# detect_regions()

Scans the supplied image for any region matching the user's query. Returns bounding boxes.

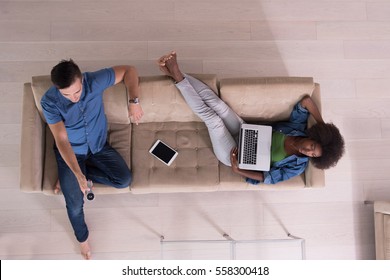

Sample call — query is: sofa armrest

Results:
[305,84,325,187]
[304,161,325,188]
[374,201,390,215]
[20,83,45,192]
[373,201,390,259]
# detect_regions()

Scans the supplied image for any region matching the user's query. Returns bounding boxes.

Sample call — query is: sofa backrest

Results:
[30,75,130,125]
[138,74,218,123]
[219,77,315,122]
[30,73,219,125]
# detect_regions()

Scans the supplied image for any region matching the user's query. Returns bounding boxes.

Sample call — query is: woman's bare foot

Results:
[157,51,184,83]
[157,52,173,66]
[157,52,175,77]
[80,239,91,260]
[54,179,61,194]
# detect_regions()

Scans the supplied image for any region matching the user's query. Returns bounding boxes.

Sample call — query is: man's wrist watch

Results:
[129,97,139,104]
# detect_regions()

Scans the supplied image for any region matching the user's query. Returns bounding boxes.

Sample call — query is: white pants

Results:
[175,74,244,166]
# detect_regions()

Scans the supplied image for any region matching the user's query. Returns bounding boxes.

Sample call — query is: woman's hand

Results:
[229,147,265,182]
[300,95,324,124]
[230,147,239,172]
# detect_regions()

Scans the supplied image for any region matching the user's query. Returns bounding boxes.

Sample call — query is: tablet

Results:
[149,140,178,166]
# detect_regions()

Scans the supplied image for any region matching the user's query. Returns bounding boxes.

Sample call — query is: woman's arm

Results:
[230,147,308,184]
[300,95,324,124]
[230,148,264,182]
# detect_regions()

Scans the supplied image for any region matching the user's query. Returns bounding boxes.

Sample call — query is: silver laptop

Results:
[238,124,272,171]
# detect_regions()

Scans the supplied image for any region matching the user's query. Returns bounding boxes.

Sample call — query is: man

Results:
[41,60,144,259]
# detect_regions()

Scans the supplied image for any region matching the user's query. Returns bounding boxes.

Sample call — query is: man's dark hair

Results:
[307,122,345,169]
[51,59,82,89]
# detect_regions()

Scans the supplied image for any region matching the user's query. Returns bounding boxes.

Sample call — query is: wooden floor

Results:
[1,0,390,260]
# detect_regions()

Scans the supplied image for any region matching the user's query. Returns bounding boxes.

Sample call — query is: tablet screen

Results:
[150,141,177,165]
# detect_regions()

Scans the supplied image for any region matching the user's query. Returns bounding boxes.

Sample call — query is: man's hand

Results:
[112,65,143,124]
[129,103,144,125]
[48,121,92,196]
[75,173,89,195]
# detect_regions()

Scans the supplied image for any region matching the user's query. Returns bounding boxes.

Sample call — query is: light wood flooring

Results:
[1,0,390,260]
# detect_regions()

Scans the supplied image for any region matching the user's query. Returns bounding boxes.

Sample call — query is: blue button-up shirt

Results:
[246,102,310,185]
[41,68,115,155]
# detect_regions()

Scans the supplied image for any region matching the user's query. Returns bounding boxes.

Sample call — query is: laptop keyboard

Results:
[243,129,258,164]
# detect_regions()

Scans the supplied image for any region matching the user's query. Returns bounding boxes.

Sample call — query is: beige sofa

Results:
[20,74,324,195]
[372,201,390,259]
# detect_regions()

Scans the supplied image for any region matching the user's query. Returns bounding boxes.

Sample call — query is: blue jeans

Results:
[176,74,244,166]
[54,143,131,242]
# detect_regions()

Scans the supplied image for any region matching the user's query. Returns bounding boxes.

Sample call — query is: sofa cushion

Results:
[42,127,57,195]
[101,83,130,125]
[219,77,314,122]
[138,74,218,124]
[217,165,305,191]
[130,122,219,193]
[31,75,130,125]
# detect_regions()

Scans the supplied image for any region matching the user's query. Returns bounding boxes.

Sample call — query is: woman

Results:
[157,52,345,184]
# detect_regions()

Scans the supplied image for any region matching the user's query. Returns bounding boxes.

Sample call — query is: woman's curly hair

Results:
[307,122,345,169]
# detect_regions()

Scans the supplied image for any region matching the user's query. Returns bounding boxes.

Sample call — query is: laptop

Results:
[238,124,272,171]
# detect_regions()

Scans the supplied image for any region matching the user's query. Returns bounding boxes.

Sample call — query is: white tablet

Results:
[149,140,178,166]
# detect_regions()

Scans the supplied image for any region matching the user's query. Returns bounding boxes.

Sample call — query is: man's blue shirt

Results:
[246,102,310,185]
[41,68,115,155]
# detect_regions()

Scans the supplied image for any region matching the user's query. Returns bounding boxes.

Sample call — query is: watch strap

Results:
[129,97,139,104]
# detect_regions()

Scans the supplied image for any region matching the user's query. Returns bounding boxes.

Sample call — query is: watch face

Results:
[130,98,139,104]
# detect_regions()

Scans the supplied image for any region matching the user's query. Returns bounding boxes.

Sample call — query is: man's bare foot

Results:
[157,51,184,83]
[80,239,91,260]
[54,179,61,194]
